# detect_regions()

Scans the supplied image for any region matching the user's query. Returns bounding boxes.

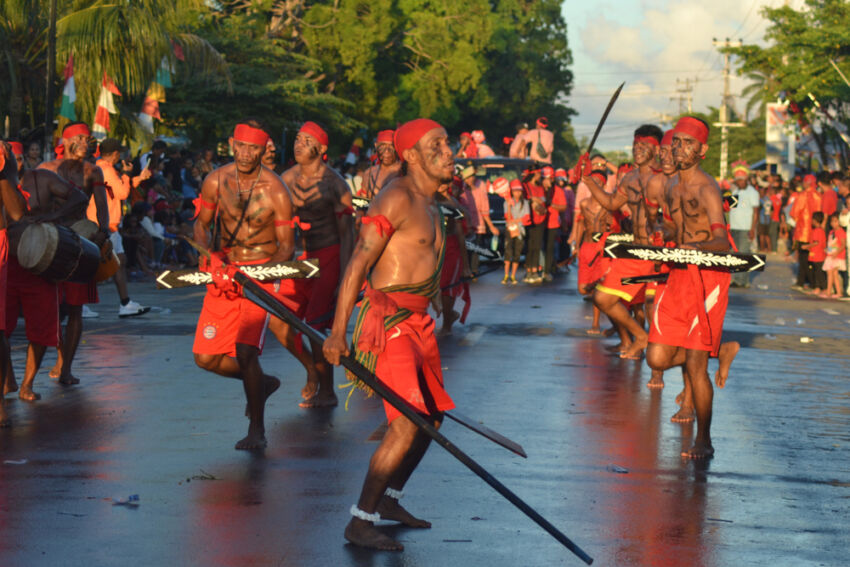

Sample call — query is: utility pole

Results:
[669,78,696,115]
[712,38,744,179]
[44,0,58,161]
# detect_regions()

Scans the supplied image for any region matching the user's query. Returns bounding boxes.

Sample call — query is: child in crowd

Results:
[804,212,827,294]
[503,179,531,285]
[823,213,846,298]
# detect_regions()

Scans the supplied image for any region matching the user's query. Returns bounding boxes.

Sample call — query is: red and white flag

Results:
[92,73,122,140]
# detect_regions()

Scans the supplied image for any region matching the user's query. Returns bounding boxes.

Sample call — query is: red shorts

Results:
[578,241,608,287]
[60,280,99,306]
[0,229,7,332]
[193,261,281,357]
[6,255,60,347]
[279,243,341,331]
[375,312,455,423]
[649,266,730,355]
[440,235,463,298]
[596,258,653,304]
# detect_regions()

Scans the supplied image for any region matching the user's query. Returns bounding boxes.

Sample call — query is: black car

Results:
[454,157,538,232]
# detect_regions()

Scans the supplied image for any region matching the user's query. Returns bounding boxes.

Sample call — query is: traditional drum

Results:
[16,223,100,283]
[71,219,119,281]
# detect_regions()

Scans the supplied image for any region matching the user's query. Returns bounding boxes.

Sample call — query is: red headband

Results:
[299,121,328,147]
[376,130,394,144]
[9,142,24,156]
[590,172,607,186]
[661,130,674,147]
[233,124,269,147]
[63,123,90,139]
[673,117,709,144]
[394,118,443,162]
[634,135,660,147]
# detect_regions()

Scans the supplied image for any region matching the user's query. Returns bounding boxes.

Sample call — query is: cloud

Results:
[565,0,783,151]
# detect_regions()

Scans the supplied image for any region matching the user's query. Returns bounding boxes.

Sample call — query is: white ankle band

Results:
[384,488,404,500]
[350,505,381,523]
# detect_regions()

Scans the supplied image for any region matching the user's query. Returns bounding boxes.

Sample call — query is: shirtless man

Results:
[323,118,455,551]
[5,169,89,402]
[0,142,27,427]
[575,170,615,334]
[270,121,354,408]
[582,125,663,360]
[38,122,110,385]
[645,116,734,460]
[361,130,401,198]
[192,120,295,450]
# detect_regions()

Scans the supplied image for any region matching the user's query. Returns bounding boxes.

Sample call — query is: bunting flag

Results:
[92,73,122,140]
[138,57,173,133]
[59,56,76,121]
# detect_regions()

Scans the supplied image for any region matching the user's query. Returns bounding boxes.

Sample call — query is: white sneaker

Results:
[118,300,151,318]
[81,305,99,318]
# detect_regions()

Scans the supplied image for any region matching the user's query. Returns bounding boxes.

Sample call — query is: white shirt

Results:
[728,184,760,231]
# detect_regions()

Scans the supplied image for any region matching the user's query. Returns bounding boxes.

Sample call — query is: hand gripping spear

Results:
[184,237,593,564]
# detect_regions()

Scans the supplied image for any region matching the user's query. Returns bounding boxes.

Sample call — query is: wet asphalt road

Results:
[1,256,848,566]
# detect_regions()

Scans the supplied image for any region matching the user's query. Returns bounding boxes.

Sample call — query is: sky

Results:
[560,0,804,153]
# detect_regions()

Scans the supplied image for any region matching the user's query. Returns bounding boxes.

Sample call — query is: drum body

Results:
[71,219,119,282]
[17,223,100,283]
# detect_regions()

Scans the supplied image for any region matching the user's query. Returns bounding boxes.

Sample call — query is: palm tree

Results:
[1,0,229,138]
[740,70,770,122]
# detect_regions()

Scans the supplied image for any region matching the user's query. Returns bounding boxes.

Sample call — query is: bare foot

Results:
[245,376,281,417]
[234,429,267,450]
[299,390,338,409]
[438,310,460,336]
[603,327,617,337]
[300,378,319,400]
[4,377,18,395]
[682,440,714,460]
[714,341,740,388]
[49,364,61,379]
[620,336,647,360]
[376,495,431,528]
[586,327,602,336]
[58,374,80,386]
[605,341,630,354]
[18,388,41,401]
[646,370,664,389]
[675,389,685,406]
[670,406,695,423]
[344,518,403,551]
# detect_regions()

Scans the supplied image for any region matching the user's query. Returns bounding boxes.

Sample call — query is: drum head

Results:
[17,223,59,273]
[71,219,98,240]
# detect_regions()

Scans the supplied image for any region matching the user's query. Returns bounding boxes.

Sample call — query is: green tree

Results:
[728,0,850,167]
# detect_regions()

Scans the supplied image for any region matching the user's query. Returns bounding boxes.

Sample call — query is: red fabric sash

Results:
[356,287,430,355]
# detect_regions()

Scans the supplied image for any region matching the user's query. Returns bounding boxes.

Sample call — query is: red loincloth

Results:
[356,287,454,423]
[439,234,470,323]
[60,280,99,306]
[578,240,609,287]
[6,255,60,346]
[193,259,280,357]
[595,257,653,304]
[648,266,730,356]
[279,243,341,331]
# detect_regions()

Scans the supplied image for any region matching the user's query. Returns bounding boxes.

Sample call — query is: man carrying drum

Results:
[38,122,111,386]
[0,142,27,427]
[5,170,89,402]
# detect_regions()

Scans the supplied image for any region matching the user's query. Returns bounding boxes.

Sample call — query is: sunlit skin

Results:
[575,192,615,335]
[644,129,735,460]
[362,142,402,198]
[583,135,659,360]
[38,128,109,387]
[193,129,295,450]
[323,127,453,551]
[270,130,353,407]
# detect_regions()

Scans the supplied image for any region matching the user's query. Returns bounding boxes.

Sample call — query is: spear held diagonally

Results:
[181,236,592,564]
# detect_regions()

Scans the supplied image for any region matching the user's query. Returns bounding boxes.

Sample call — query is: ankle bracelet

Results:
[350,505,381,523]
[384,488,404,500]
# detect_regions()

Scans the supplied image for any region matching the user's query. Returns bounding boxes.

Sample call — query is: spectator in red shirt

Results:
[541,166,567,281]
[819,172,838,218]
[523,169,547,283]
[803,211,827,293]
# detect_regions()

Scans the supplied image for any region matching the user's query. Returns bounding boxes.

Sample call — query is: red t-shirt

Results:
[547,186,567,229]
[524,183,547,225]
[769,193,783,222]
[821,189,838,218]
[809,227,827,262]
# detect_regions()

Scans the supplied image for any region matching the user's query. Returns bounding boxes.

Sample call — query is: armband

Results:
[275,216,311,230]
[710,222,726,232]
[191,197,217,220]
[645,197,660,209]
[336,206,355,218]
[361,215,395,238]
